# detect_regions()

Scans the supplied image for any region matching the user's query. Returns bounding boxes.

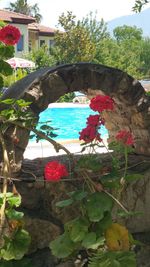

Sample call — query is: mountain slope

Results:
[107,8,150,37]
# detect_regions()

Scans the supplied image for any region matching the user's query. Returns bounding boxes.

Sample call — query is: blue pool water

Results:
[31,107,108,141]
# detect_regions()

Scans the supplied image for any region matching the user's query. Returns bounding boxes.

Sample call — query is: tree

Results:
[7,0,42,23]
[112,25,143,78]
[53,11,96,64]
[139,37,150,76]
[133,0,149,12]
[79,11,109,43]
[113,25,142,42]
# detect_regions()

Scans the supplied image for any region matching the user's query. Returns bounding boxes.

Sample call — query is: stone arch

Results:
[0,62,150,171]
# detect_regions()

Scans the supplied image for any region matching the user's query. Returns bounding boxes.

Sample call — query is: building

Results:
[28,23,55,52]
[0,9,56,57]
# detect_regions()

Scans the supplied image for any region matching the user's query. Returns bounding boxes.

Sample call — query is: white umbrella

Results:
[6,57,35,69]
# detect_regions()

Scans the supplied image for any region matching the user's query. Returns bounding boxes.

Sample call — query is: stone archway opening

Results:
[0,62,150,172]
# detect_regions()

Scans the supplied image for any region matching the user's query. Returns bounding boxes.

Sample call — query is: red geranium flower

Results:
[86,114,100,126]
[44,161,68,182]
[116,130,134,146]
[90,95,114,113]
[79,125,102,143]
[0,25,21,45]
[86,114,105,127]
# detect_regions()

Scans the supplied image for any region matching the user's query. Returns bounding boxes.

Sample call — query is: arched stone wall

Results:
[0,63,150,171]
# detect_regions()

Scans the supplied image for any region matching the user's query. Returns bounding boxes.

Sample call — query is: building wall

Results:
[38,35,55,49]
[29,31,39,51]
[10,23,29,57]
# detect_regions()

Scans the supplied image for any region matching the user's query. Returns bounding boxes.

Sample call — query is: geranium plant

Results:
[0,19,142,267]
[0,22,31,262]
[48,94,138,266]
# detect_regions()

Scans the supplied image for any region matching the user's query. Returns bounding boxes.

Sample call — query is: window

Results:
[49,39,55,48]
[40,40,45,47]
[29,40,32,52]
[17,35,24,52]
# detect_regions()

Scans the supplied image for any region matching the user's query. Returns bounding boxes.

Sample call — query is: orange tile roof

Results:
[0,9,35,24]
[28,22,56,36]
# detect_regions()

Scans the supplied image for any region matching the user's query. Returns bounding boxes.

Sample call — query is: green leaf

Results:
[67,218,89,242]
[56,198,73,208]
[86,192,113,222]
[16,99,32,107]
[67,190,88,201]
[0,21,6,27]
[1,99,15,105]
[0,192,13,198]
[0,45,14,59]
[89,237,105,250]
[95,212,112,236]
[50,232,75,258]
[89,251,136,267]
[6,209,24,220]
[40,125,53,130]
[0,229,31,260]
[0,75,4,89]
[125,174,144,182]
[82,232,96,248]
[0,60,13,76]
[7,195,21,208]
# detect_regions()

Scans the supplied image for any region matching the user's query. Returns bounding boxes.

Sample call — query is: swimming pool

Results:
[31,106,108,141]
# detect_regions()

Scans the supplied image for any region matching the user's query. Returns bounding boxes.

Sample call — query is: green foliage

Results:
[85,192,113,222]
[0,61,13,77]
[89,251,136,267]
[133,0,149,12]
[0,45,14,59]
[7,0,42,22]
[30,121,57,142]
[0,193,31,261]
[76,155,102,172]
[66,217,89,242]
[54,11,96,64]
[27,45,56,69]
[51,192,113,258]
[56,190,88,208]
[139,37,150,76]
[57,92,75,103]
[3,69,27,87]
[0,229,31,260]
[125,173,144,182]
[50,232,76,258]
[80,11,110,43]
[113,25,142,42]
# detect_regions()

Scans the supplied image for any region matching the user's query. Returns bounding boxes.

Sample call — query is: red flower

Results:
[87,114,100,126]
[116,130,134,146]
[0,25,21,45]
[90,95,114,113]
[87,114,105,127]
[44,161,68,182]
[79,125,102,143]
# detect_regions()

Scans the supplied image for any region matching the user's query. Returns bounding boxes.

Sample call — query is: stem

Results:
[0,131,11,233]
[123,146,128,178]
[8,120,73,159]
[103,189,129,214]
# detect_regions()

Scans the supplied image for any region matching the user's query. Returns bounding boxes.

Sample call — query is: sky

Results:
[1,0,150,28]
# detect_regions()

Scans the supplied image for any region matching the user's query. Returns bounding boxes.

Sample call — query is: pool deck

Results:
[24,139,109,159]
[48,103,89,108]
